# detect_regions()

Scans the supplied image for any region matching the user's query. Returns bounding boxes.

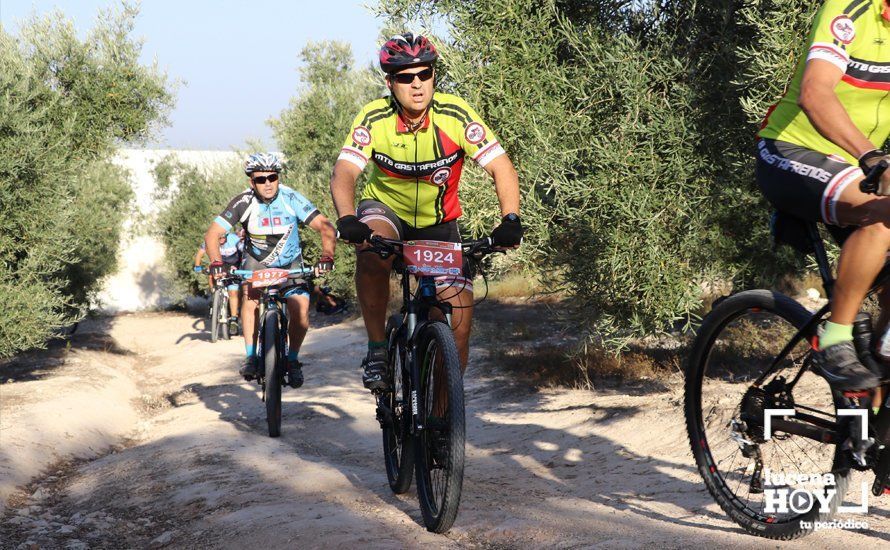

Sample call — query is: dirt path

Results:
[2,311,889,548]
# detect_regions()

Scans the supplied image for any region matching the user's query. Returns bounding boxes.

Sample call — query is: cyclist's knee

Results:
[356,250,392,276]
[363,217,399,239]
[837,183,890,226]
[854,220,890,244]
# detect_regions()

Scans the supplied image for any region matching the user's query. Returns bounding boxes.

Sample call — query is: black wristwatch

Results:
[504,213,520,223]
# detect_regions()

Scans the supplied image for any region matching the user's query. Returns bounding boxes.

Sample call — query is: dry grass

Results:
[479,272,559,301]
[575,345,684,388]
[474,292,685,390]
[487,341,684,390]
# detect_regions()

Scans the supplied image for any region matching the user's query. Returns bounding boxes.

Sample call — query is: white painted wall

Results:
[94,149,240,313]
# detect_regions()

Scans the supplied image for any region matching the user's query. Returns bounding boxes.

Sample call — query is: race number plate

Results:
[249,268,290,288]
[402,240,463,276]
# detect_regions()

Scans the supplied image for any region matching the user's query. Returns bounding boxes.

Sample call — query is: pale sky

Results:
[0,1,385,150]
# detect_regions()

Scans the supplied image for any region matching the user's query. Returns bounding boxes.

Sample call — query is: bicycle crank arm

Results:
[872,449,890,496]
[375,399,395,427]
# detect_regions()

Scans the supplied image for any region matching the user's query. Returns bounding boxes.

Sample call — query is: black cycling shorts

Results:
[756,138,862,226]
[356,199,474,293]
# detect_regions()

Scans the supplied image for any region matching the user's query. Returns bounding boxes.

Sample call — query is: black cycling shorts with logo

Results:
[356,199,475,292]
[756,138,862,227]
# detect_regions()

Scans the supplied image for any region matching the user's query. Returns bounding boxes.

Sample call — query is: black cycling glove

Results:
[859,149,889,172]
[859,149,890,196]
[315,255,335,274]
[336,215,373,244]
[209,261,226,278]
[491,214,524,248]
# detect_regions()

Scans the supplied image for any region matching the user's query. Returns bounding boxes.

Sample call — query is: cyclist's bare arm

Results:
[329,159,363,218]
[307,214,337,258]
[483,154,520,217]
[799,59,876,158]
[204,222,228,264]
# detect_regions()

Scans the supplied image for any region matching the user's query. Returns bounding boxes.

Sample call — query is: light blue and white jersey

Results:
[215,185,319,267]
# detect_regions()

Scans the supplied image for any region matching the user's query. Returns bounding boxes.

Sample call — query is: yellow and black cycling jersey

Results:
[759,0,890,163]
[338,92,505,228]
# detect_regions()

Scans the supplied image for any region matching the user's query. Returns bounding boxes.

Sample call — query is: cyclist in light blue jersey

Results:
[205,153,337,387]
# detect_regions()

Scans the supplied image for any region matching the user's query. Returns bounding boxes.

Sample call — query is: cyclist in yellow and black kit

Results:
[757,0,890,390]
[330,33,522,390]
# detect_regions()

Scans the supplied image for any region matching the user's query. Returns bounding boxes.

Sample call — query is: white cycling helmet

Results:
[244,152,283,175]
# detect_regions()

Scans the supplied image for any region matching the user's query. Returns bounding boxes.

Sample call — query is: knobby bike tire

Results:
[221,293,230,340]
[382,314,414,494]
[684,289,850,540]
[415,321,465,533]
[210,289,222,343]
[263,309,283,438]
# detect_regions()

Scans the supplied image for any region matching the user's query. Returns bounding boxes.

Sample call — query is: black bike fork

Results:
[407,281,428,435]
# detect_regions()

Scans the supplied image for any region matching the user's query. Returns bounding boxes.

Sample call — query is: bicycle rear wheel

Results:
[415,321,465,533]
[262,309,283,438]
[210,289,222,343]
[382,314,414,493]
[685,290,851,540]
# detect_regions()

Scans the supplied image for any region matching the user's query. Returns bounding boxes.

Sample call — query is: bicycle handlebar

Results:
[365,235,499,259]
[859,160,888,194]
[232,267,315,280]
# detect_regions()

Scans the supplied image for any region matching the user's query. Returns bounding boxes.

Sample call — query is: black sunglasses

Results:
[391,67,434,85]
[251,173,279,184]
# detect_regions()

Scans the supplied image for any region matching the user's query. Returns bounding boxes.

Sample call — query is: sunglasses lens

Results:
[394,68,433,84]
[252,173,278,184]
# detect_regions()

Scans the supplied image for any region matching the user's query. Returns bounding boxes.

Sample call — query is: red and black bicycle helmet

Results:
[379,32,438,74]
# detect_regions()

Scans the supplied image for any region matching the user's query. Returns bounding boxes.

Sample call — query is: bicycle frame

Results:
[371,236,491,437]
[747,215,890,493]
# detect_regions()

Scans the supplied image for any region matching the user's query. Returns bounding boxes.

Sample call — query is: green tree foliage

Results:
[0,4,172,357]
[63,161,135,309]
[153,157,245,302]
[373,0,826,346]
[270,41,383,296]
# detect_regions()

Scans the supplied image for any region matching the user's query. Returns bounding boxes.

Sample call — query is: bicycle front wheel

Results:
[221,293,230,340]
[210,289,222,343]
[685,289,850,540]
[414,321,465,533]
[382,314,414,494]
[263,309,283,438]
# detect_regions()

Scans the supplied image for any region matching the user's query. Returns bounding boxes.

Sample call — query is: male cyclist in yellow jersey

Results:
[757,0,890,390]
[330,33,522,390]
